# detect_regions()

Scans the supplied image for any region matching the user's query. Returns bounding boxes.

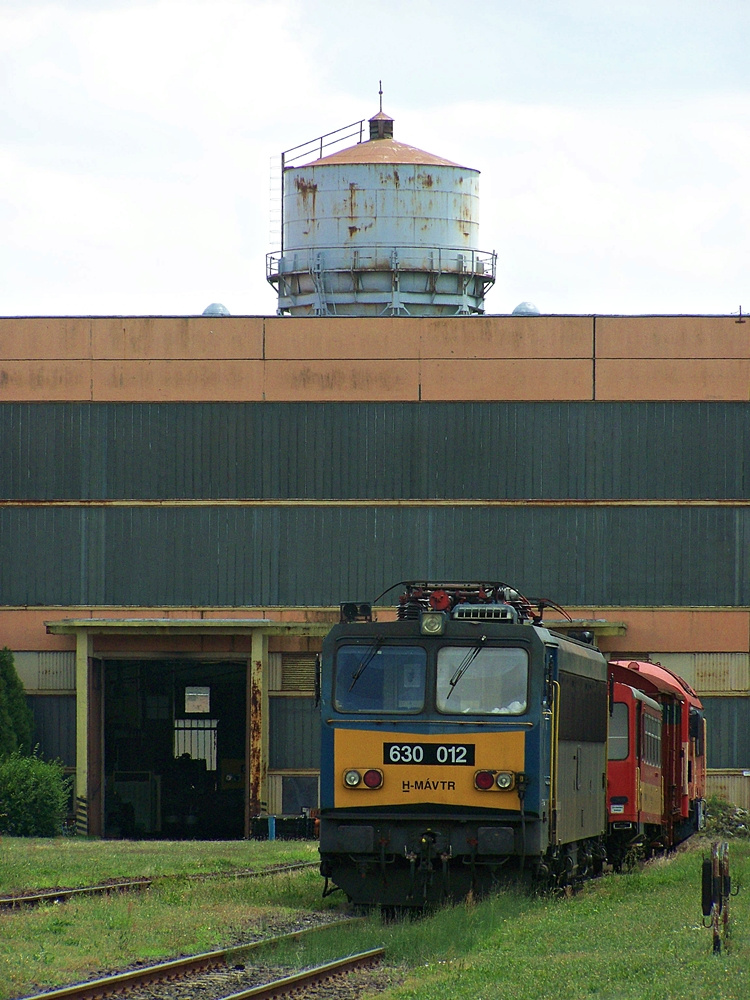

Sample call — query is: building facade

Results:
[1,312,748,835]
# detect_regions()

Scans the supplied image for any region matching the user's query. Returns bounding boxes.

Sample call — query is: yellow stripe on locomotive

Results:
[333,728,526,808]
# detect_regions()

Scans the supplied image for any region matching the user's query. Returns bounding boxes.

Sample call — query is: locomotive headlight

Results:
[344,769,362,787]
[420,612,446,635]
[475,770,516,791]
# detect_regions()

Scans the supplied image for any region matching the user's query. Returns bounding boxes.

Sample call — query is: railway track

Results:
[18,921,384,1000]
[0,860,318,909]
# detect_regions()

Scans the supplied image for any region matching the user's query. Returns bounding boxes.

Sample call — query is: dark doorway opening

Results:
[104,659,246,839]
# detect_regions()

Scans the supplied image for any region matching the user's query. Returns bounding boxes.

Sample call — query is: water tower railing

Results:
[281,120,366,168]
[266,245,497,284]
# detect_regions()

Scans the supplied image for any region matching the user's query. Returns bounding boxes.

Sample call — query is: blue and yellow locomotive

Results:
[319,582,609,907]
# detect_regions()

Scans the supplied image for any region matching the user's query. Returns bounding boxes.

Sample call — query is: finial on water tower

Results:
[369,81,393,140]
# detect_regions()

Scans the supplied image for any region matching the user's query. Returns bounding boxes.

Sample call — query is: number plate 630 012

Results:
[383,743,475,765]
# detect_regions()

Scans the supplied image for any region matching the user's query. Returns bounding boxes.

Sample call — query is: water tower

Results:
[266,102,496,317]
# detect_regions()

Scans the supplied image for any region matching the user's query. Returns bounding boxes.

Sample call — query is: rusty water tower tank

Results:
[266,107,496,316]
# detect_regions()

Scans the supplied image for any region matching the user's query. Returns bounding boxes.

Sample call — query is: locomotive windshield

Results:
[334,645,427,713]
[436,646,528,715]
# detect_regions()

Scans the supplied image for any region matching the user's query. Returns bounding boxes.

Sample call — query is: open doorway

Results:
[103,659,246,838]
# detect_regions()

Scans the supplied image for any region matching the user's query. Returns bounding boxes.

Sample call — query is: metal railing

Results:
[267,245,497,283]
[282,120,366,168]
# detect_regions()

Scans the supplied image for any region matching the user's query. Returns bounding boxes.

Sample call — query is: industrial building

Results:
[1,108,749,838]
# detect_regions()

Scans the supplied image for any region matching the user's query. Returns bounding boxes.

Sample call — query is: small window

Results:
[643,712,662,767]
[608,702,629,760]
[282,775,318,814]
[174,718,218,770]
[185,686,210,713]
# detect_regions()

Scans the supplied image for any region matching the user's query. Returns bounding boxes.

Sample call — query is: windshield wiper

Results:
[348,638,383,691]
[446,635,487,700]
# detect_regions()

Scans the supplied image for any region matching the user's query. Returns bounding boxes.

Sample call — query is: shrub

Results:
[0,681,15,757]
[704,794,750,838]
[0,751,71,837]
[0,647,34,753]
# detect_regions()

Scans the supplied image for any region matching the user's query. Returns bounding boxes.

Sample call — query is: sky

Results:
[1,0,749,318]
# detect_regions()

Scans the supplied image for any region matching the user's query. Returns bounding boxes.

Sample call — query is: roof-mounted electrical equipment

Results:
[453,604,518,622]
[394,582,571,627]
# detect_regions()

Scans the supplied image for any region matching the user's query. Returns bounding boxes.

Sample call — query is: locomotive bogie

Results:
[319,816,548,906]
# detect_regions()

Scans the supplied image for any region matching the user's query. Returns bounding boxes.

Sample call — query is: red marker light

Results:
[364,769,383,789]
[475,770,494,790]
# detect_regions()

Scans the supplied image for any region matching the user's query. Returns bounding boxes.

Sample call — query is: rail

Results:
[19,919,372,1000]
[220,949,385,1000]
[0,860,317,909]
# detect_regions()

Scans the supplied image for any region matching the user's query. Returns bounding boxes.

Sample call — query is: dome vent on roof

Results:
[512,301,540,316]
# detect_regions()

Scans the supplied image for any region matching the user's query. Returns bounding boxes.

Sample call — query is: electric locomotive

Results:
[318,582,610,907]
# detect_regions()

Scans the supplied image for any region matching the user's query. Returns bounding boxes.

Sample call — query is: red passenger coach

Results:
[607,660,706,864]
[607,679,663,864]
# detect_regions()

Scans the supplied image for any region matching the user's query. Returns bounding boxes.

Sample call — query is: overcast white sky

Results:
[2,0,748,317]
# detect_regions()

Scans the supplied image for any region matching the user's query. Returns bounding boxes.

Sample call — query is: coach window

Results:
[436,646,528,715]
[643,713,661,766]
[334,645,427,713]
[608,703,629,760]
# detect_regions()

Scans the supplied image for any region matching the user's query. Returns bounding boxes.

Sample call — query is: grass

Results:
[0,849,339,997]
[381,839,750,1000]
[266,839,750,1000]
[0,837,317,893]
[1,837,748,1000]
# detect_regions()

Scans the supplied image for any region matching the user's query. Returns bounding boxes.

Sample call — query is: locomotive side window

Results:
[608,702,629,760]
[333,645,427,713]
[436,646,528,715]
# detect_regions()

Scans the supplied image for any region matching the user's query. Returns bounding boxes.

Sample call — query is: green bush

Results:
[0,684,15,757]
[0,647,34,754]
[704,794,750,838]
[0,752,71,837]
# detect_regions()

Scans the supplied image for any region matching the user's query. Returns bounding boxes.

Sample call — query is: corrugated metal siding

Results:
[706,772,750,811]
[13,652,75,691]
[702,697,750,769]
[1,504,748,607]
[650,653,750,693]
[27,694,76,766]
[268,697,319,769]
[2,401,749,501]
